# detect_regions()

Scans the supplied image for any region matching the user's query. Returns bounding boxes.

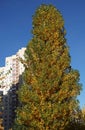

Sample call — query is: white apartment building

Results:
[0,47,26,130]
[0,47,26,94]
[0,67,6,87]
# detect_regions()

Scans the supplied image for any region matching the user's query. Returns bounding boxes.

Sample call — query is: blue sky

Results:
[0,0,85,108]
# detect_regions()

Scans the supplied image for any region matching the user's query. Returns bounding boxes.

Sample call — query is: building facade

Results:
[0,47,26,130]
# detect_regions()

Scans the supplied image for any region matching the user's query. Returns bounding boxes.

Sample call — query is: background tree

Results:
[0,76,4,130]
[0,111,4,130]
[14,4,82,130]
[81,106,85,123]
[0,97,3,129]
[65,108,85,130]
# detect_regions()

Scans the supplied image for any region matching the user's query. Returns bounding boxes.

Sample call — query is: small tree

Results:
[0,94,4,129]
[82,107,85,122]
[15,4,82,130]
[0,114,4,130]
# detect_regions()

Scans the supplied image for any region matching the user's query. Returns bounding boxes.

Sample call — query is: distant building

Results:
[0,47,26,130]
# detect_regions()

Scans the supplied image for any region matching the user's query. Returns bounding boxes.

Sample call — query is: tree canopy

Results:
[14,4,82,130]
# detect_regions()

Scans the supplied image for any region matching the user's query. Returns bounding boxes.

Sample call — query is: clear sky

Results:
[0,0,85,108]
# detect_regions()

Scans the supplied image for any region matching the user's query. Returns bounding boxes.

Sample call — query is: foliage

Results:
[0,96,4,129]
[14,4,82,130]
[0,119,4,130]
[65,107,85,130]
[81,106,85,122]
[0,78,4,130]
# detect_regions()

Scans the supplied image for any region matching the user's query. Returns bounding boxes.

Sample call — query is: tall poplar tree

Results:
[15,4,82,130]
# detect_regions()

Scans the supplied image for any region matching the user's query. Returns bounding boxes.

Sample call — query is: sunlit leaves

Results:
[14,4,82,130]
[32,4,64,41]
